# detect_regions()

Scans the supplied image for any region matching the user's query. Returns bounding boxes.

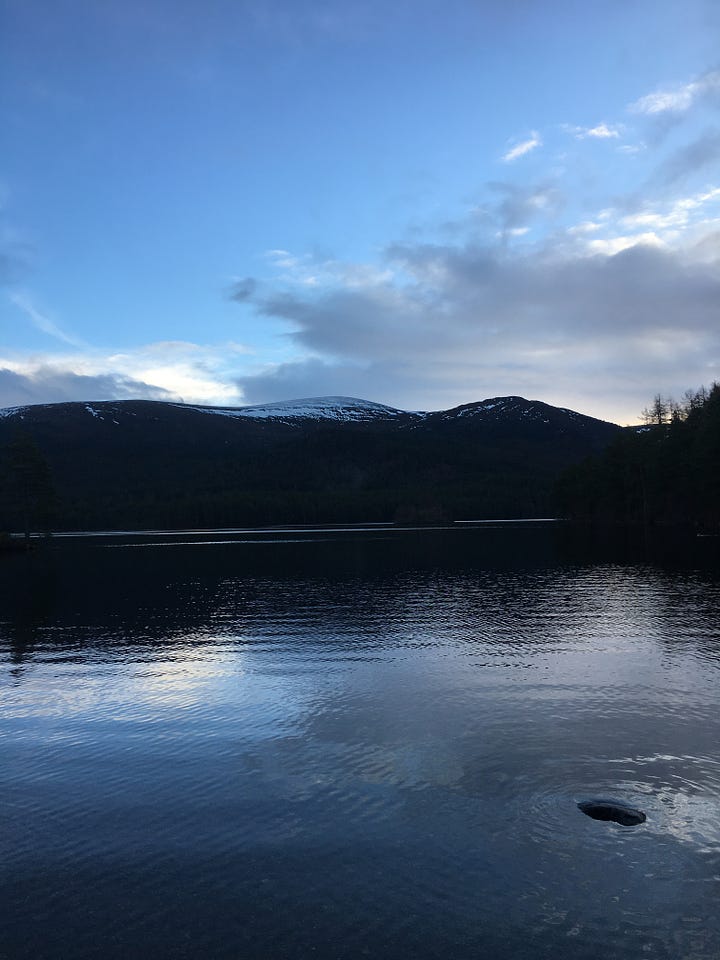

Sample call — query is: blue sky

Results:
[1,0,719,422]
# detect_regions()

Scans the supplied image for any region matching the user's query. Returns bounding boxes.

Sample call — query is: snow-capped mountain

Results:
[429,396,582,422]
[0,393,615,430]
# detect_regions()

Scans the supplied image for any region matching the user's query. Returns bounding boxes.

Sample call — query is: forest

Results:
[0,396,616,534]
[557,384,720,529]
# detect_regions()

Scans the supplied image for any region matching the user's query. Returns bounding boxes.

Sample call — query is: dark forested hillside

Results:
[0,395,620,532]
[557,384,720,528]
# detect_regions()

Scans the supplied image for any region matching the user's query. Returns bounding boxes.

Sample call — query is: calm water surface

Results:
[1,524,719,959]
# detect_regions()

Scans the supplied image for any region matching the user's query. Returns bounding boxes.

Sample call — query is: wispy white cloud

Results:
[630,69,720,115]
[586,232,666,256]
[620,186,720,232]
[264,248,393,289]
[567,122,622,140]
[567,221,603,235]
[9,292,88,348]
[584,122,622,139]
[568,186,720,256]
[265,248,300,269]
[501,131,542,162]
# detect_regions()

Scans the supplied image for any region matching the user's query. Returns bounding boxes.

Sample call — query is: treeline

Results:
[557,384,720,527]
[0,410,601,533]
[0,436,553,531]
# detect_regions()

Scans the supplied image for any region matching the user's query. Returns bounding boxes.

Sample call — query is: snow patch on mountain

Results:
[434,396,593,423]
[176,396,411,422]
[0,406,26,420]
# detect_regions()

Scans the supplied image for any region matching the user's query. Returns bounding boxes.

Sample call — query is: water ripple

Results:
[2,528,720,958]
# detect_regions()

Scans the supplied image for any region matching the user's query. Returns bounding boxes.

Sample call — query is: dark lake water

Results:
[2,524,720,959]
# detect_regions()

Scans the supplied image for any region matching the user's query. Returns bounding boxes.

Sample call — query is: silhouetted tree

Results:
[642,394,670,426]
[559,383,720,528]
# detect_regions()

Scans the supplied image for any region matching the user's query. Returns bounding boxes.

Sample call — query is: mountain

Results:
[0,395,620,531]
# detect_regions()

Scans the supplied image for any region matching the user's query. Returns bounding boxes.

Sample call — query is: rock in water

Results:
[577,800,646,826]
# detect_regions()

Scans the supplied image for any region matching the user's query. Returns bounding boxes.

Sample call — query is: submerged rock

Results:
[577,800,646,826]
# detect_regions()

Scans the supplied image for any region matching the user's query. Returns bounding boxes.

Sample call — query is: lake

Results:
[1,523,719,959]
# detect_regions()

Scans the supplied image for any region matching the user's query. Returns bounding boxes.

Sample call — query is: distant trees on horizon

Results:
[641,385,715,427]
[559,382,720,528]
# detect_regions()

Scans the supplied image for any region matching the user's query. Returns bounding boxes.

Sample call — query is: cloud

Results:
[236,206,720,423]
[501,131,542,162]
[9,292,88,348]
[227,277,257,302]
[238,358,395,406]
[653,128,720,185]
[0,366,177,408]
[484,181,562,234]
[0,340,251,409]
[568,123,622,140]
[584,123,622,139]
[619,186,720,233]
[586,232,665,256]
[630,69,720,115]
[567,221,603,235]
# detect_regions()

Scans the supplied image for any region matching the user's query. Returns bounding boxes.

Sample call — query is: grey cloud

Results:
[238,232,720,423]
[486,181,563,233]
[691,229,720,261]
[239,359,395,405]
[256,285,442,358]
[654,128,720,185]
[238,357,490,413]
[642,112,686,148]
[0,367,179,408]
[227,277,257,302]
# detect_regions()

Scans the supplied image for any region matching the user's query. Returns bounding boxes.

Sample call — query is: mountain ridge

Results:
[0,394,622,531]
[0,393,619,428]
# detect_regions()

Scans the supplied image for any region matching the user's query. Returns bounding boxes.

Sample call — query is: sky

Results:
[1,0,719,424]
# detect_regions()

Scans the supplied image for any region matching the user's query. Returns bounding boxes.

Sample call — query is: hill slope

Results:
[0,395,620,530]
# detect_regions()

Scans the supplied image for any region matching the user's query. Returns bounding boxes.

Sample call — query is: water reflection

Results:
[1,525,719,959]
